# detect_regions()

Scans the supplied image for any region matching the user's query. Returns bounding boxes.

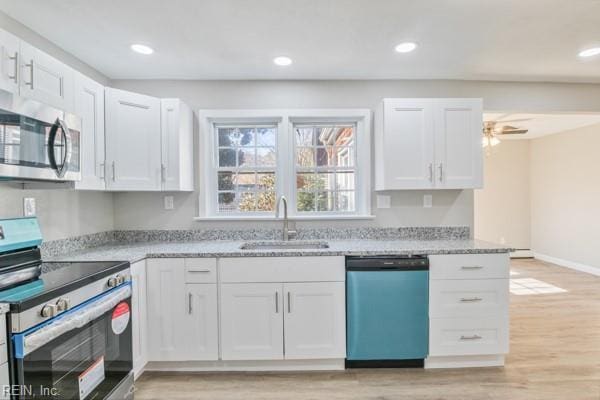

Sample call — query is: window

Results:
[216,125,277,213]
[294,124,356,213]
[199,110,371,220]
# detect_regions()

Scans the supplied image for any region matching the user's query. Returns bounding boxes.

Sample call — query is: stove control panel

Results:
[40,304,58,318]
[107,273,129,288]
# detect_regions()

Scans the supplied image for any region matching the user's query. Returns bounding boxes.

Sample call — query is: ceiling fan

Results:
[482,118,529,148]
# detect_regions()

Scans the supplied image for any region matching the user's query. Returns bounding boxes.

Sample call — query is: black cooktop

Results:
[0,260,129,312]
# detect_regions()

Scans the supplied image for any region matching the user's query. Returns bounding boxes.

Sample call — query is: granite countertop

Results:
[47,239,513,263]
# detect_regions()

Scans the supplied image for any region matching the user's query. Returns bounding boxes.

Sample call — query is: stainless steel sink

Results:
[240,241,330,250]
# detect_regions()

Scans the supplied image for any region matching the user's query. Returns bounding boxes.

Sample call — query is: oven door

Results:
[0,98,80,182]
[11,284,133,400]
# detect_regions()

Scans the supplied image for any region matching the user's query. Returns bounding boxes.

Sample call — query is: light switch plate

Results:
[164,196,174,210]
[376,195,391,209]
[23,197,36,216]
[423,194,433,208]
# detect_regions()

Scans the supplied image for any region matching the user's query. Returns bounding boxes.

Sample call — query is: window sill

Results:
[194,214,376,222]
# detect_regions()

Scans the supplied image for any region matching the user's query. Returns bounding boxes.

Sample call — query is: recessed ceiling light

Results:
[578,47,600,58]
[273,56,293,66]
[130,44,154,55]
[394,42,418,53]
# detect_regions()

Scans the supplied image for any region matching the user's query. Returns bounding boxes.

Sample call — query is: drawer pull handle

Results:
[188,269,211,273]
[460,297,483,302]
[461,266,484,270]
[460,335,482,341]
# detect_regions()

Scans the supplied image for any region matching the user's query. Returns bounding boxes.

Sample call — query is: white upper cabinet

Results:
[19,41,74,112]
[0,29,20,94]
[74,72,105,190]
[376,99,435,190]
[105,87,161,191]
[434,99,483,189]
[376,98,483,190]
[160,98,194,191]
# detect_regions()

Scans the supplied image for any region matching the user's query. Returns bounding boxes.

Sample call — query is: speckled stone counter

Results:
[47,239,512,263]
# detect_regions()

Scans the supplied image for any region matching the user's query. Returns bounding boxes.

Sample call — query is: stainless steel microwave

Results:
[0,89,81,182]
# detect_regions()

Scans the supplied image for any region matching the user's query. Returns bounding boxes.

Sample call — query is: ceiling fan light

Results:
[490,137,500,146]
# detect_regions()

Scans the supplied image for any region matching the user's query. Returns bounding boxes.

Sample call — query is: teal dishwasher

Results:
[346,255,429,367]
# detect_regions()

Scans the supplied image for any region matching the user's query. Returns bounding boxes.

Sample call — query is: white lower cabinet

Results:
[220,283,284,360]
[146,259,219,362]
[183,283,219,360]
[130,260,147,377]
[283,282,346,359]
[219,257,346,362]
[427,253,510,368]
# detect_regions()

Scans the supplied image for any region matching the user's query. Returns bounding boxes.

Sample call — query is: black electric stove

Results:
[0,260,129,312]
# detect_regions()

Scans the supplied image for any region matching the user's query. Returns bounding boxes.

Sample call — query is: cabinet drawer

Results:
[185,258,217,283]
[429,316,509,356]
[429,253,509,280]
[219,257,345,283]
[429,279,509,318]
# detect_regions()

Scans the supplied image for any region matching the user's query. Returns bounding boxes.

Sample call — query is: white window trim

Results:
[196,109,372,220]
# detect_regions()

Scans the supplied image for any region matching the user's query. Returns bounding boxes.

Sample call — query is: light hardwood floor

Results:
[135,259,600,400]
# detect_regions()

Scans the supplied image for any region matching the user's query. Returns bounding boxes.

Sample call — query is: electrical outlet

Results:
[164,196,174,210]
[423,194,433,208]
[23,197,36,216]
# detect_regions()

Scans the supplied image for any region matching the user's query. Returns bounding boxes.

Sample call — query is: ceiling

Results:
[483,113,600,139]
[1,0,600,81]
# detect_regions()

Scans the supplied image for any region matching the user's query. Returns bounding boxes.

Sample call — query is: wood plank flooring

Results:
[135,259,600,399]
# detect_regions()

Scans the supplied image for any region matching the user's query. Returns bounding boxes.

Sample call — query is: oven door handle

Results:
[13,283,131,359]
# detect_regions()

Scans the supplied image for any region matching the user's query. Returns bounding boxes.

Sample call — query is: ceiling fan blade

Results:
[496,118,532,123]
[499,129,528,135]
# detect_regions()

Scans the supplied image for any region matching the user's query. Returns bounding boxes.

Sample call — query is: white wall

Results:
[0,13,113,241]
[474,141,531,249]
[530,123,600,269]
[110,79,600,233]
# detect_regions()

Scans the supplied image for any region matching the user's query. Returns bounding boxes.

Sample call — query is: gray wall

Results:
[531,123,600,269]
[110,79,600,233]
[0,184,114,241]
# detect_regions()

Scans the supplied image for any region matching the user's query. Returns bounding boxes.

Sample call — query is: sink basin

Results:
[240,241,330,250]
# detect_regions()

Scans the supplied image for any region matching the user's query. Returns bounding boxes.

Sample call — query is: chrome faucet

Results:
[275,195,296,241]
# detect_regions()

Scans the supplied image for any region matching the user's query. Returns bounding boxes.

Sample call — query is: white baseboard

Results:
[425,355,505,369]
[510,250,534,258]
[533,253,600,276]
[144,359,345,372]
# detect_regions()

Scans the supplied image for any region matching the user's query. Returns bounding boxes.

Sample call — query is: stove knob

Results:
[41,304,58,318]
[56,298,70,312]
[116,274,124,285]
[107,277,118,288]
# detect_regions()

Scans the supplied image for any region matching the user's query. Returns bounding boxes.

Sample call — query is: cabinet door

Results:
[105,88,161,190]
[378,99,435,189]
[146,259,186,361]
[182,284,219,360]
[0,28,19,94]
[160,99,194,191]
[434,99,483,189]
[283,282,346,359]
[19,41,74,111]
[130,260,147,377]
[74,73,105,190]
[220,283,283,360]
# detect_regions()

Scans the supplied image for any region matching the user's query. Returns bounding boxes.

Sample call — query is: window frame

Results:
[197,109,372,220]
